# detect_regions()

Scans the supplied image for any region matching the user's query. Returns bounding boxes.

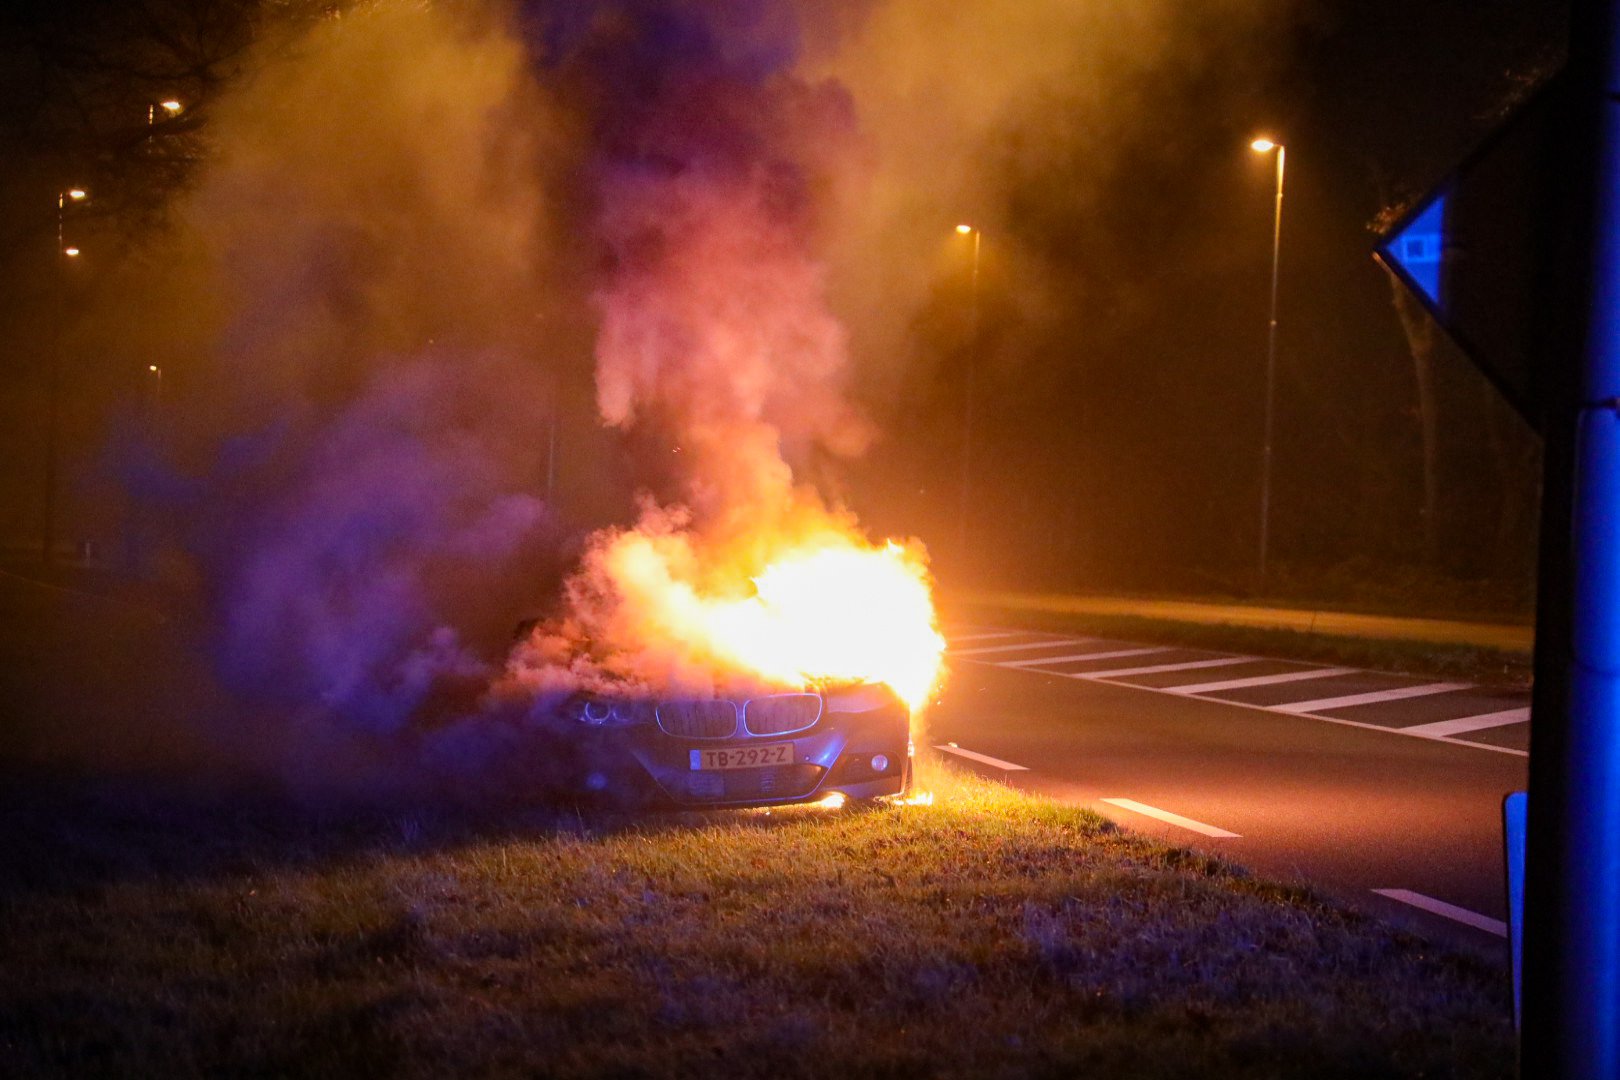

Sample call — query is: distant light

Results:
[160,100,183,114]
[66,188,87,200]
[148,365,159,373]
[955,224,974,235]
[1251,138,1277,153]
[63,247,80,257]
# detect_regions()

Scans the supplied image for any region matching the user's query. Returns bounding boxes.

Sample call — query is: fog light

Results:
[871,754,889,773]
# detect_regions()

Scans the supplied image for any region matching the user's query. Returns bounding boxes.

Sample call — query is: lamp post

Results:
[956,223,982,561]
[147,99,183,125]
[43,187,86,566]
[1250,138,1286,590]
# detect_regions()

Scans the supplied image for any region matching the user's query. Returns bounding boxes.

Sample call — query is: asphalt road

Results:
[928,625,1530,953]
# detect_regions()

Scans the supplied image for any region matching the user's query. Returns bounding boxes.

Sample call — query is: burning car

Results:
[554,681,912,809]
[503,527,943,810]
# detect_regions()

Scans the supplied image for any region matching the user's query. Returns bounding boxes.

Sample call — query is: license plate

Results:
[689,743,795,770]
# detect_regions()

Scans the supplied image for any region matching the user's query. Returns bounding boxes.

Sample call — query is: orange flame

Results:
[697,539,944,710]
[521,502,947,712]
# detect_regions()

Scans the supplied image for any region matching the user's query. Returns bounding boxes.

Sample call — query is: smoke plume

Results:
[32,0,1295,789]
[130,1,572,776]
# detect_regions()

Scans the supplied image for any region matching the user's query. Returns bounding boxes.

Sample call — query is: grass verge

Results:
[951,602,1533,688]
[0,764,1512,1079]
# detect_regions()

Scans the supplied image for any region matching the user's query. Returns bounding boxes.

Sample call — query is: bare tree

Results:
[1382,260,1441,561]
[0,0,336,253]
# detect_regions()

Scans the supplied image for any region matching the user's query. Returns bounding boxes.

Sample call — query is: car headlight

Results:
[574,698,654,726]
[611,701,655,726]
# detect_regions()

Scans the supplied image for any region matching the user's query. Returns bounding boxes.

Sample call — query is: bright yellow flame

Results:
[955,223,974,234]
[148,365,159,373]
[598,529,946,710]
[63,247,80,257]
[1250,138,1277,153]
[814,792,847,810]
[160,100,183,113]
[709,542,944,709]
[66,189,87,200]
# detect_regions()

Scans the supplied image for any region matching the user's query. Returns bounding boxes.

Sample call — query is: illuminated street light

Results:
[955,224,983,560]
[148,99,184,124]
[45,186,87,565]
[57,187,87,255]
[1250,136,1286,589]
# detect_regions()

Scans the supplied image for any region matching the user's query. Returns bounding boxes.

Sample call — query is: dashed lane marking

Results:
[1000,646,1168,669]
[1167,666,1354,695]
[1372,889,1508,937]
[1273,682,1470,714]
[933,743,1029,771]
[948,637,1093,657]
[1399,707,1532,739]
[947,630,1029,643]
[1100,798,1241,838]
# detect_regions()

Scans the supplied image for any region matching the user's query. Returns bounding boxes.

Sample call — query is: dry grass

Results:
[0,764,1512,1079]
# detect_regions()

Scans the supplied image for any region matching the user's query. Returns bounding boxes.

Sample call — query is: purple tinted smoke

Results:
[197,356,549,734]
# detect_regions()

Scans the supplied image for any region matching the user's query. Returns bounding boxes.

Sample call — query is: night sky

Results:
[852,0,1570,598]
[0,0,1573,605]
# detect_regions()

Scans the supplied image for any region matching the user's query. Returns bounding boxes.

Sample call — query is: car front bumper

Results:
[570,690,911,809]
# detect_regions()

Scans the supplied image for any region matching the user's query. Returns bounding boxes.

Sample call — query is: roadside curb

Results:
[948,589,1534,654]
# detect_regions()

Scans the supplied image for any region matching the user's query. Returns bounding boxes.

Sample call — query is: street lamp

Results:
[44,186,87,565]
[148,99,183,124]
[1250,137,1286,589]
[955,223,983,561]
[57,187,85,256]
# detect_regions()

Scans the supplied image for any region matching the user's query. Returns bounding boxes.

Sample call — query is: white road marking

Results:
[999,646,1168,669]
[1170,667,1354,695]
[1100,798,1241,838]
[1079,656,1253,680]
[1400,707,1531,739]
[933,744,1029,771]
[1160,685,1529,757]
[1372,889,1508,937]
[949,638,1091,656]
[947,630,1027,643]
[953,626,1529,757]
[1275,681,1469,714]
